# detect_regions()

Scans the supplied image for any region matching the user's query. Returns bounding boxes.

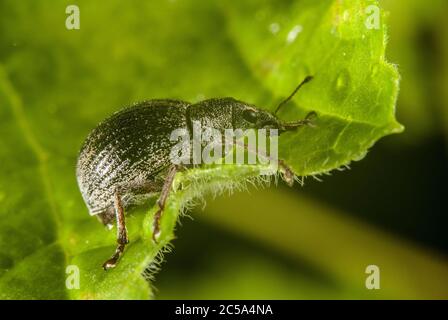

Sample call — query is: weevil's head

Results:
[189,76,316,133]
[232,101,317,133]
[188,98,316,133]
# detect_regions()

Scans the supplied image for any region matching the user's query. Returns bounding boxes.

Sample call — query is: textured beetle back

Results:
[76,99,190,215]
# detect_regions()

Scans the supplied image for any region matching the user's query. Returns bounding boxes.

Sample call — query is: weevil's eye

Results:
[242,109,258,123]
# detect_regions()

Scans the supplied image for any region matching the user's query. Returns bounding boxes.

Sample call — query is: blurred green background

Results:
[0,0,447,299]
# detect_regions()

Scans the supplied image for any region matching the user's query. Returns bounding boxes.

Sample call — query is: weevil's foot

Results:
[283,170,295,187]
[304,111,318,127]
[279,160,295,187]
[152,209,162,243]
[102,256,118,270]
[152,230,160,243]
[102,243,126,270]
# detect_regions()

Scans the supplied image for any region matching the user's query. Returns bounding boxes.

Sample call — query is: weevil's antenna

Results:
[274,75,314,115]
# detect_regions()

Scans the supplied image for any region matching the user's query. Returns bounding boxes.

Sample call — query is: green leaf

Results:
[0,0,401,299]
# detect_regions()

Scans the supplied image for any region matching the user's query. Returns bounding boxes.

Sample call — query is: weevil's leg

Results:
[152,165,178,242]
[102,192,129,270]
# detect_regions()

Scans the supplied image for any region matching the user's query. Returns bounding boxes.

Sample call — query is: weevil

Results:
[76,76,316,270]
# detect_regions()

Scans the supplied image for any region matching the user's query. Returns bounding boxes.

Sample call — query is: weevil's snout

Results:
[278,111,317,133]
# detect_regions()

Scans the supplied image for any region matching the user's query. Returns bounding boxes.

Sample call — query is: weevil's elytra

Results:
[76,76,316,270]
